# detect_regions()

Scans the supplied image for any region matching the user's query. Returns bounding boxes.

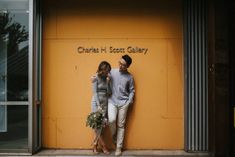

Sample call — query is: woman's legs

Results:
[93,129,110,154]
[98,135,110,154]
[92,131,99,154]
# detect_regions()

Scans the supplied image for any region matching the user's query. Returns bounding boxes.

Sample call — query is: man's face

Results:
[119,58,128,72]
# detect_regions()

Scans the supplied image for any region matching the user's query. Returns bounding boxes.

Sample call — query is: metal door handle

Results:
[209,64,215,73]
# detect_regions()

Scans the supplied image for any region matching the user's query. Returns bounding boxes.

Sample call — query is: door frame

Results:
[0,0,41,155]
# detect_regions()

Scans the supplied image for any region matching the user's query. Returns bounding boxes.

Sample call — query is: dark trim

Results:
[229,0,235,156]
[32,0,42,154]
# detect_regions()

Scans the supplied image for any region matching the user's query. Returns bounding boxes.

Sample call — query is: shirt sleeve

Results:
[126,76,135,105]
[92,78,100,107]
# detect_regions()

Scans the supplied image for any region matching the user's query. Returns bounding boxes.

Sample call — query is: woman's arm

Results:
[92,78,101,107]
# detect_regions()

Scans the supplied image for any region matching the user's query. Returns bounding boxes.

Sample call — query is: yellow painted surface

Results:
[42,0,184,149]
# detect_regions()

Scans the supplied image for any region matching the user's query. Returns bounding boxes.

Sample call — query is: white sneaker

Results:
[115,147,122,156]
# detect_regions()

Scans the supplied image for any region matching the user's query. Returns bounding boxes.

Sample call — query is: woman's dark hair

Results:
[97,61,111,76]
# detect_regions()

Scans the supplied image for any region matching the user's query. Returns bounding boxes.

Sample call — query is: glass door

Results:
[0,0,30,151]
[0,31,7,133]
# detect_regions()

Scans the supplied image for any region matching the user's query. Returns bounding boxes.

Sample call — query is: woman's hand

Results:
[106,73,111,82]
[97,105,102,111]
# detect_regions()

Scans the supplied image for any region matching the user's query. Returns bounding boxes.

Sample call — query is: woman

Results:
[91,61,111,154]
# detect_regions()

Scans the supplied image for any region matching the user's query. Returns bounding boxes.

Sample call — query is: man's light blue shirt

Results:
[109,68,135,106]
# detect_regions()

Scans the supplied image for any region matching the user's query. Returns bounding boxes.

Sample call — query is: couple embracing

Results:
[90,55,135,156]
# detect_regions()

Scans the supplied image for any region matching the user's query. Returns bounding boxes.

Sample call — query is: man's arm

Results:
[107,75,112,96]
[126,76,135,105]
[91,75,96,83]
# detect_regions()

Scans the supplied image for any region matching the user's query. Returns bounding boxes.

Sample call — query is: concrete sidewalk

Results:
[0,149,211,157]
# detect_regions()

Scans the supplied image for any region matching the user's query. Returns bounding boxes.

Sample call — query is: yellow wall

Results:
[42,0,184,149]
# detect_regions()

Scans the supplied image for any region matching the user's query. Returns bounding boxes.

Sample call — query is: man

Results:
[108,55,135,156]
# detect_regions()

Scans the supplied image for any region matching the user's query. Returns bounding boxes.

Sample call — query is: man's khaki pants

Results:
[108,103,129,149]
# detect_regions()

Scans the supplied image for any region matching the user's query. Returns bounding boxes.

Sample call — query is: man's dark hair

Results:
[122,55,132,67]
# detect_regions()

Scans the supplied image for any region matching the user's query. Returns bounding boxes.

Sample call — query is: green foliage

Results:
[8,22,28,44]
[0,12,11,35]
[0,12,28,56]
[86,111,105,130]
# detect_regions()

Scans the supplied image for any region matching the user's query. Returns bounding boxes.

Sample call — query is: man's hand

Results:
[91,75,96,83]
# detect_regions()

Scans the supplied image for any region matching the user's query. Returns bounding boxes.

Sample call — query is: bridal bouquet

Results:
[86,110,107,130]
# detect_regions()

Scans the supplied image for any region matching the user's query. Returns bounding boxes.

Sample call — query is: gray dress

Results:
[91,75,112,114]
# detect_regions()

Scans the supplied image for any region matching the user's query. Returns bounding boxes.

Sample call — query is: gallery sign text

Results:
[77,46,148,55]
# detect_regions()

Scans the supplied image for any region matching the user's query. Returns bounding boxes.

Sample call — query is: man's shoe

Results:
[115,147,122,156]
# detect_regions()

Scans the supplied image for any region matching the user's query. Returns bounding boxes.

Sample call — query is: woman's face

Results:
[100,67,110,77]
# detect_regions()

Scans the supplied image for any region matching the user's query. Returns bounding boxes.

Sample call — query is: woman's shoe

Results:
[101,145,110,155]
[92,143,99,154]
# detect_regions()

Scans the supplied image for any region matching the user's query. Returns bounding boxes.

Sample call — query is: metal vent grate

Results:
[184,0,208,152]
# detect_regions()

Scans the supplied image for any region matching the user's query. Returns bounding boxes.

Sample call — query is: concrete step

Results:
[1,149,210,157]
